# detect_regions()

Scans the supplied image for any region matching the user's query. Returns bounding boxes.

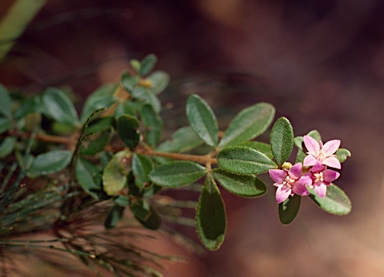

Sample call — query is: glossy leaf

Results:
[212,168,266,197]
[140,54,157,76]
[116,115,140,150]
[0,85,12,118]
[102,150,131,196]
[270,117,294,166]
[104,205,125,229]
[278,194,301,224]
[80,83,118,124]
[308,184,352,215]
[218,103,275,148]
[0,137,16,158]
[75,158,102,199]
[132,153,154,188]
[157,126,203,153]
[141,104,163,147]
[147,71,170,94]
[29,150,72,175]
[42,88,79,126]
[186,94,218,147]
[121,71,139,92]
[196,174,226,251]
[217,146,277,175]
[149,161,206,187]
[336,148,351,163]
[131,87,161,112]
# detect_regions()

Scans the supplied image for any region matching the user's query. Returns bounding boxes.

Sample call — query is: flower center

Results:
[283,175,296,188]
[316,150,326,162]
[314,172,324,183]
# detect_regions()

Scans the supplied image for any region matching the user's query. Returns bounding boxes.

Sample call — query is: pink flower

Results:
[269,163,312,203]
[303,135,341,169]
[309,161,340,198]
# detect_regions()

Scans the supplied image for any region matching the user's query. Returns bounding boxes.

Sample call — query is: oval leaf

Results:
[157,126,203,153]
[186,94,218,147]
[148,161,206,187]
[29,150,72,175]
[132,153,154,188]
[270,117,294,166]
[240,141,273,159]
[42,88,79,126]
[278,194,301,224]
[217,146,277,175]
[140,54,157,76]
[102,150,131,196]
[135,206,162,230]
[80,129,111,155]
[218,103,275,148]
[308,184,352,215]
[336,148,351,163]
[141,104,163,147]
[147,71,170,94]
[196,174,226,251]
[116,115,140,150]
[76,158,102,199]
[213,168,266,197]
[0,137,16,158]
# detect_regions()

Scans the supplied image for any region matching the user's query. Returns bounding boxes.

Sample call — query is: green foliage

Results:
[0,53,352,276]
[196,174,226,251]
[217,146,277,175]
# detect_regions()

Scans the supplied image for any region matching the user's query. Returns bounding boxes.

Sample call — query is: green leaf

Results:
[0,85,12,118]
[218,103,275,148]
[102,150,131,196]
[130,60,141,74]
[42,88,79,126]
[116,115,140,150]
[14,96,43,119]
[147,71,170,94]
[278,194,301,224]
[336,148,351,163]
[130,199,151,221]
[157,126,203,153]
[196,174,226,251]
[114,195,130,207]
[121,71,140,92]
[149,161,206,187]
[307,130,322,142]
[239,141,273,159]
[75,158,102,199]
[132,153,154,188]
[80,83,118,124]
[0,137,16,158]
[212,168,266,197]
[29,150,72,175]
[104,205,125,229]
[0,117,10,134]
[131,87,161,113]
[217,146,277,175]
[308,184,352,215]
[141,104,163,147]
[140,54,157,76]
[135,206,162,230]
[186,94,218,147]
[85,116,114,134]
[270,117,294,166]
[80,129,111,155]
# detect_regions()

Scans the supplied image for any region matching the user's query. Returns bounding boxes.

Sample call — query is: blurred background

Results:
[1,0,384,276]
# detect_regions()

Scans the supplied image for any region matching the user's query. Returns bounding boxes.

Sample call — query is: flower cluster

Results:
[269,136,341,203]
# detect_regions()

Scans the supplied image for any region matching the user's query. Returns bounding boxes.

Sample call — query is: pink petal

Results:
[292,177,311,196]
[303,155,317,167]
[288,163,302,179]
[322,139,340,155]
[276,185,291,203]
[323,169,340,183]
[323,156,341,169]
[311,161,325,173]
[269,169,287,184]
[304,136,320,155]
[314,182,327,198]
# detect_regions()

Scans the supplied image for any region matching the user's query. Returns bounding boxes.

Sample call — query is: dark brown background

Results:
[1,1,384,276]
